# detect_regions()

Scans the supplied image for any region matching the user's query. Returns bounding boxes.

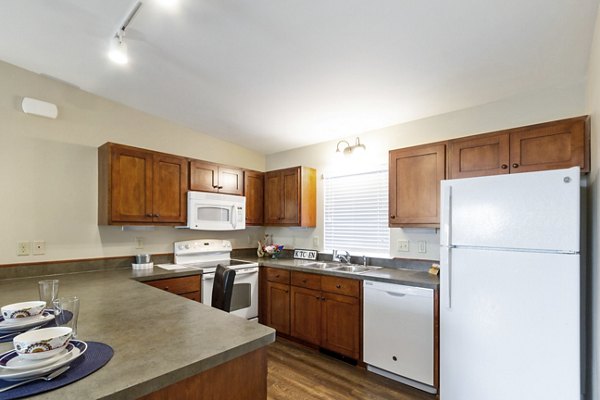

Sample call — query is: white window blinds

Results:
[324,168,389,256]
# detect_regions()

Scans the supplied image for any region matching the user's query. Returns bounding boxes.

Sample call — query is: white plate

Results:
[0,345,70,370]
[0,311,55,332]
[0,340,87,381]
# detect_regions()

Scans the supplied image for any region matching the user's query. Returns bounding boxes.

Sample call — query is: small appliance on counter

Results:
[157,240,259,320]
[132,254,153,270]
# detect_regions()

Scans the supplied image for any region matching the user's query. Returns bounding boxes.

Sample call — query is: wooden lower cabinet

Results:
[138,347,267,400]
[262,267,361,360]
[265,281,291,335]
[144,275,201,302]
[290,286,321,345]
[321,293,360,360]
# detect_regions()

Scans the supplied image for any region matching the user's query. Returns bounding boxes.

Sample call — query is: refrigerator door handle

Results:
[441,184,452,246]
[441,245,452,309]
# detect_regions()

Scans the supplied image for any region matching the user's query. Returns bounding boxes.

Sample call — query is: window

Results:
[324,168,389,256]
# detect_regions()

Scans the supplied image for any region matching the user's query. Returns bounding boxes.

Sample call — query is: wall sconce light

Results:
[335,137,366,155]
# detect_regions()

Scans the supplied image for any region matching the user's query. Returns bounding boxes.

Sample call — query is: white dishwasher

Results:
[363,280,435,393]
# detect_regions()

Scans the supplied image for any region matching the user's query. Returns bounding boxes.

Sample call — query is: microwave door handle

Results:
[231,206,237,229]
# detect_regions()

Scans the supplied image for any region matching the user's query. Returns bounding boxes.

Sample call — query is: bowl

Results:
[1,301,46,322]
[13,327,72,360]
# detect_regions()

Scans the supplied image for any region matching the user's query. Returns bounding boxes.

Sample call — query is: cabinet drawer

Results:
[265,268,290,284]
[321,276,360,297]
[146,275,201,295]
[180,291,201,302]
[291,271,321,290]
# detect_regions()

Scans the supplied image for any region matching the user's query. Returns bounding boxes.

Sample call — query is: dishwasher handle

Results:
[364,280,433,298]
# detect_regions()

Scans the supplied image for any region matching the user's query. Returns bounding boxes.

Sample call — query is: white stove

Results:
[168,239,259,320]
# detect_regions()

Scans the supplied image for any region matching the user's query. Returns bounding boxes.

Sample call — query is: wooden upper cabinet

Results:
[264,166,316,227]
[98,143,188,225]
[244,170,264,225]
[449,133,510,179]
[389,143,446,228]
[509,116,589,173]
[449,116,590,178]
[189,160,243,195]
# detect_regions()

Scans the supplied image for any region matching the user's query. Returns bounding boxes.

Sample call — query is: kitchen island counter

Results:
[0,268,275,399]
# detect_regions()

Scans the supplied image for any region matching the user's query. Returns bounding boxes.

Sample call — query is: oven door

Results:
[201,267,259,320]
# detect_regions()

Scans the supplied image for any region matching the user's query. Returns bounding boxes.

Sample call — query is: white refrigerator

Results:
[439,167,581,400]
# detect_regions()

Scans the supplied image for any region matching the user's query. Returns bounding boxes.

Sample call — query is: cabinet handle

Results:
[212,185,219,189]
[321,297,326,301]
[512,163,519,168]
[336,284,341,289]
[315,296,320,299]
[302,279,307,283]
[285,290,289,293]
[390,215,395,219]
[164,287,170,291]
[145,213,153,217]
[154,214,160,218]
[501,164,508,169]
[275,274,280,278]
[217,186,224,190]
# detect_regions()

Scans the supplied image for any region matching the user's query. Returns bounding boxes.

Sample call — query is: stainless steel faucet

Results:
[336,250,351,264]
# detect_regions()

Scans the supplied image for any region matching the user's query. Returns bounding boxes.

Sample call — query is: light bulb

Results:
[108,36,128,65]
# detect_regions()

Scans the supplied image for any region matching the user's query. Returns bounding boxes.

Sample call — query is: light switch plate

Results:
[418,241,427,253]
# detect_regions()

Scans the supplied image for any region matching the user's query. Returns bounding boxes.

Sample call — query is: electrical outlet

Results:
[313,236,319,247]
[32,241,46,255]
[418,240,427,253]
[397,240,409,252]
[17,242,31,256]
[135,237,144,249]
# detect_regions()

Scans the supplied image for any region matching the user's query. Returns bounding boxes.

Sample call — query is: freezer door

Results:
[440,167,579,252]
[440,248,580,400]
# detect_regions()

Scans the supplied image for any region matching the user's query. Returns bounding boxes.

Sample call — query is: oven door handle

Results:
[235,267,259,276]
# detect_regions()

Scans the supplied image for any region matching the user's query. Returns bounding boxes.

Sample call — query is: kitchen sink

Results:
[302,262,338,269]
[332,265,372,273]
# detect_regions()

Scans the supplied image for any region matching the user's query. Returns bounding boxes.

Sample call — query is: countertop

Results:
[256,258,439,289]
[0,269,275,399]
[134,257,439,290]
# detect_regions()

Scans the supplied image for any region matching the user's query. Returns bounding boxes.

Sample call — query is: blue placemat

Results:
[0,341,113,400]
[0,311,72,343]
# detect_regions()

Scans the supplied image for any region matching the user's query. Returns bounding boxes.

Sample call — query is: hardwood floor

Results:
[267,338,436,400]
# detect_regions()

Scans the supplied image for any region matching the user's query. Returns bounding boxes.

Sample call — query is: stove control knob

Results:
[178,245,184,250]
[185,244,190,249]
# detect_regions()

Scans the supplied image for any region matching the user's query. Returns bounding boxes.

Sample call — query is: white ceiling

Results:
[0,0,598,154]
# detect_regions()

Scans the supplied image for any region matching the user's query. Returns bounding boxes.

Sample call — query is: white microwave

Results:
[185,191,246,231]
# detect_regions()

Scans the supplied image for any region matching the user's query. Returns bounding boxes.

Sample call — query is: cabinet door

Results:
[509,117,589,173]
[110,146,154,223]
[281,168,300,224]
[189,160,219,192]
[264,171,283,224]
[153,154,188,223]
[321,293,360,359]
[265,281,290,335]
[244,170,264,225]
[218,167,243,195]
[449,133,509,179]
[389,143,446,227]
[290,286,321,345]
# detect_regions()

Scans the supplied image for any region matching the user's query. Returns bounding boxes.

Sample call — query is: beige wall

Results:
[0,61,266,265]
[586,3,600,399]
[266,82,586,260]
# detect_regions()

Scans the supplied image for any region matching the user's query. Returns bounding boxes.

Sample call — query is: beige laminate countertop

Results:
[0,268,275,400]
